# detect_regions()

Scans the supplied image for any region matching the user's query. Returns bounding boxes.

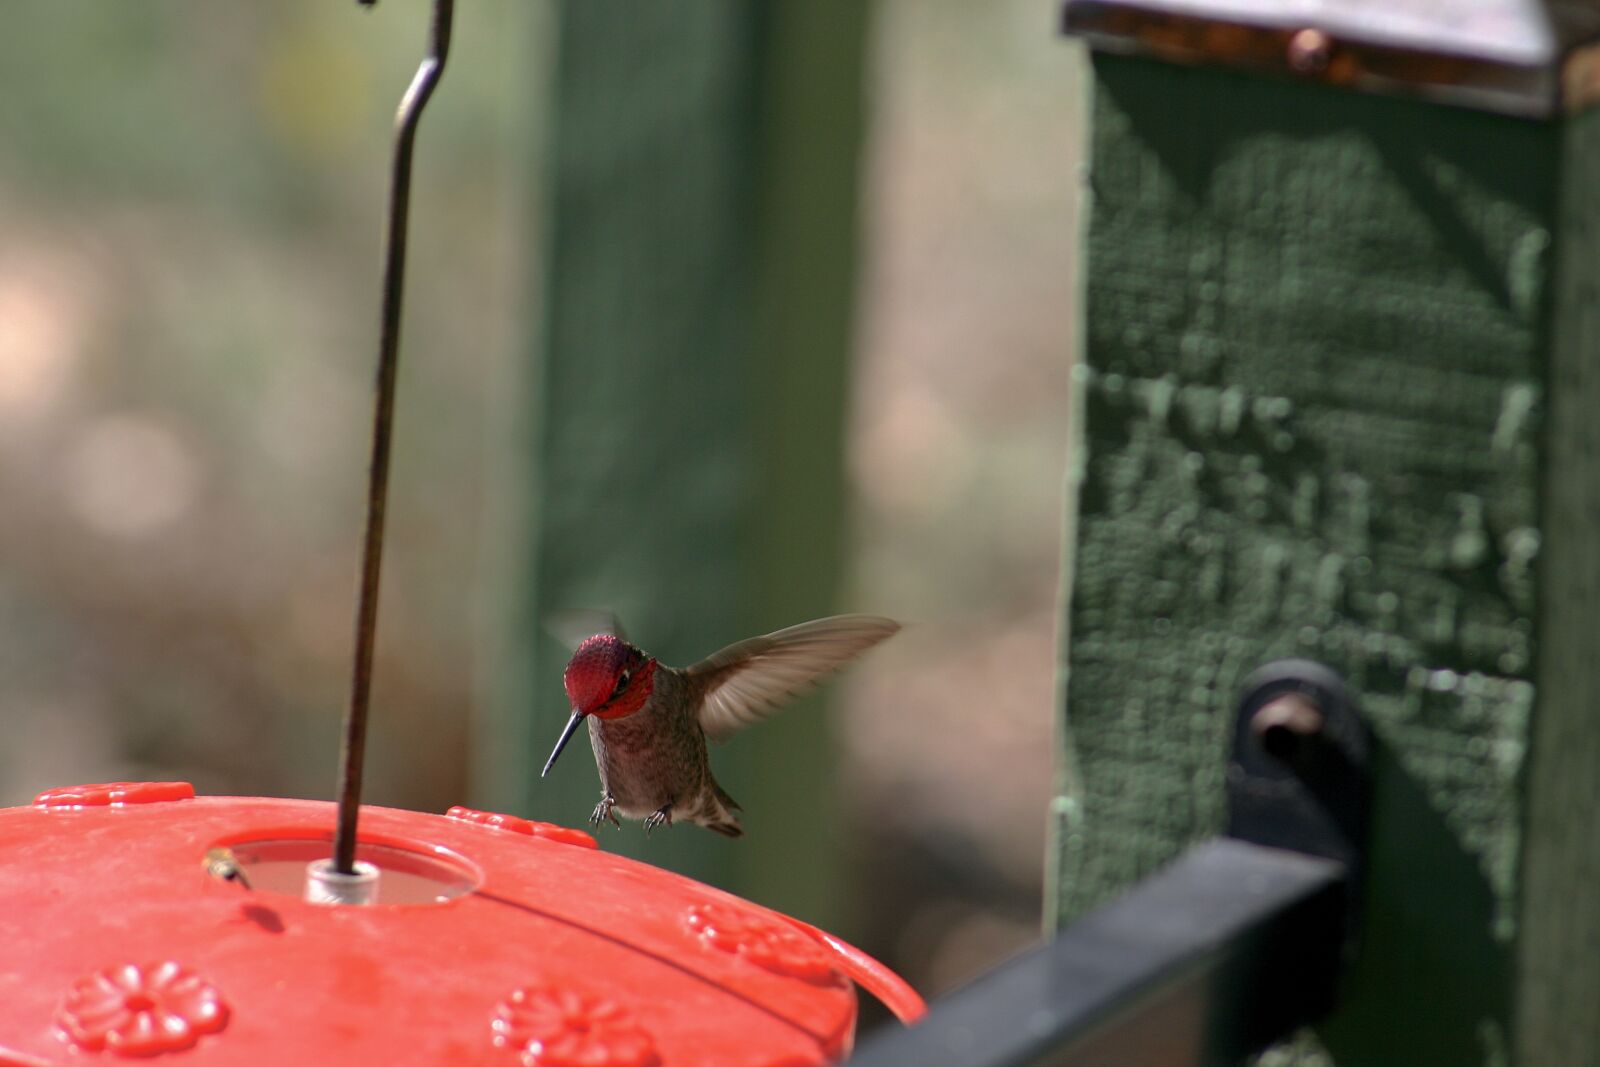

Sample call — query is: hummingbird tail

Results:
[701,781,744,837]
[713,781,743,812]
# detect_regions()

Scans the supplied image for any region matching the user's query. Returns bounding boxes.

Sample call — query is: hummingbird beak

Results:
[541,710,586,778]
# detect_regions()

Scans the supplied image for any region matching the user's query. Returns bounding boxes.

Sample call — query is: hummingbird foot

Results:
[590,794,621,829]
[644,805,673,835]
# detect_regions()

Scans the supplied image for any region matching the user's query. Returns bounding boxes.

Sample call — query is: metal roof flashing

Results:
[1062,0,1600,116]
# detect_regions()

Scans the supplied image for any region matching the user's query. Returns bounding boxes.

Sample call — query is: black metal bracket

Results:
[1227,659,1370,936]
[848,660,1368,1067]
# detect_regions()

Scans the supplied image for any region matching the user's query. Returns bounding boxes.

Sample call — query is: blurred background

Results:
[0,0,1081,1020]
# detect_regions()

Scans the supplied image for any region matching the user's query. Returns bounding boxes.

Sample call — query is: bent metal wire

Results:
[332,0,455,878]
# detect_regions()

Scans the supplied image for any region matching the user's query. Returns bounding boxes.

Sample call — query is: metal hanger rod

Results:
[333,0,455,877]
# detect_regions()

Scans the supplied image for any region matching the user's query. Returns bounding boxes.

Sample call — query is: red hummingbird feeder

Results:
[0,786,922,1064]
[0,3,923,1063]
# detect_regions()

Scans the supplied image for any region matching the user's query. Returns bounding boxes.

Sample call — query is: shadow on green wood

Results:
[1321,742,1509,1063]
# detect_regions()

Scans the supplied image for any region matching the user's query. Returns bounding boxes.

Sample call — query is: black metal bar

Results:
[332,0,455,877]
[849,839,1345,1067]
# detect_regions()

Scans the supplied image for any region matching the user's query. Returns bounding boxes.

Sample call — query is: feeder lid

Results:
[1062,0,1600,115]
[0,785,902,1065]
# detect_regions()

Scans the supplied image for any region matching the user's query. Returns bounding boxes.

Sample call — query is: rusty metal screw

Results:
[1287,29,1332,75]
[1250,692,1326,767]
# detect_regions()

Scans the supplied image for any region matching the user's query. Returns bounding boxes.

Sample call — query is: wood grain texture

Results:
[1516,103,1600,1065]
[1058,54,1562,1062]
[484,1,869,924]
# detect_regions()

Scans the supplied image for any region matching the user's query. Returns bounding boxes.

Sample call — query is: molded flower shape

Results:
[684,903,839,984]
[57,962,228,1056]
[492,985,657,1067]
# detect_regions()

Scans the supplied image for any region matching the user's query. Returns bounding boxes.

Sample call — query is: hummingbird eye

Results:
[611,670,631,699]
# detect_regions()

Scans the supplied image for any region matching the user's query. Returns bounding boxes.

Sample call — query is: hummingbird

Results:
[540,614,900,837]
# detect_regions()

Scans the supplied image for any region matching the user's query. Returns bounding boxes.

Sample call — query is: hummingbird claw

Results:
[590,795,621,829]
[644,805,673,835]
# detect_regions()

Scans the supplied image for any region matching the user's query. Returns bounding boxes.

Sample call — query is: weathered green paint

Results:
[482,1,869,927]
[1055,52,1600,1062]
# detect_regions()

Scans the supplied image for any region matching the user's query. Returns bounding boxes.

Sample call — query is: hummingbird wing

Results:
[686,614,900,742]
[544,609,629,650]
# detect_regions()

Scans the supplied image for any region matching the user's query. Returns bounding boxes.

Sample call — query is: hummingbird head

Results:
[563,634,656,719]
[542,634,657,778]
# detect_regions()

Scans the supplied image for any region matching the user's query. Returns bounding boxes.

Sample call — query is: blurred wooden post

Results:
[1054,3,1600,1062]
[481,2,870,928]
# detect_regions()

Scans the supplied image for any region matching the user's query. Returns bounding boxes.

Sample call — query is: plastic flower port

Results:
[684,903,840,984]
[56,961,229,1056]
[491,984,658,1067]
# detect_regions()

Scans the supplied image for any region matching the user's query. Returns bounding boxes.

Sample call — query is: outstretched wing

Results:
[687,614,900,742]
[544,609,629,651]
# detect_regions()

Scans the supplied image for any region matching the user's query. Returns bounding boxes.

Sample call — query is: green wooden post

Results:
[1054,4,1600,1062]
[480,1,870,929]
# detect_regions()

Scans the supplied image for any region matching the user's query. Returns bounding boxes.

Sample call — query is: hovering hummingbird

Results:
[541,614,900,837]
